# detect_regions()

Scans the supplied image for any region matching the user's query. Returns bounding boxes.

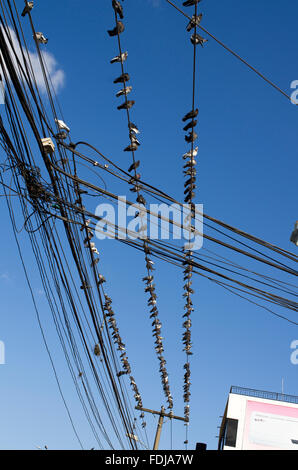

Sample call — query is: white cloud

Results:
[1,26,65,94]
[0,273,10,281]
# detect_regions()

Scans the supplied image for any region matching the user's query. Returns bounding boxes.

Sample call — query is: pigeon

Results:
[112,0,124,19]
[114,73,130,84]
[129,122,140,134]
[183,0,202,6]
[35,32,48,44]
[55,119,70,133]
[128,160,140,172]
[98,274,106,284]
[110,51,128,64]
[185,131,198,143]
[21,1,33,17]
[185,192,195,203]
[182,108,198,122]
[55,131,68,141]
[136,195,146,205]
[116,86,132,97]
[290,221,298,246]
[80,282,91,290]
[184,169,197,177]
[124,143,138,152]
[117,100,135,110]
[130,134,140,146]
[183,120,197,132]
[184,185,196,194]
[94,344,101,356]
[191,33,207,47]
[130,185,140,195]
[108,22,125,37]
[183,147,198,159]
[184,178,196,187]
[184,159,197,167]
[186,13,203,32]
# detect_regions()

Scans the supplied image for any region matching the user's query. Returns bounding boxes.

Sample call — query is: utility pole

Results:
[135,406,189,450]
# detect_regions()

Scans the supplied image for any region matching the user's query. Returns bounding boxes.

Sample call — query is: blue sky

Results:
[0,0,298,450]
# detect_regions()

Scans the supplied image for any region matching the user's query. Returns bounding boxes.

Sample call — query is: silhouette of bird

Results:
[186,13,203,31]
[112,0,124,19]
[185,192,195,203]
[116,86,132,97]
[55,131,68,141]
[21,1,33,17]
[110,51,128,64]
[184,185,196,194]
[185,177,196,187]
[290,221,298,246]
[128,160,140,172]
[185,131,198,143]
[137,195,146,205]
[183,120,197,132]
[107,21,125,37]
[114,73,130,84]
[117,100,135,110]
[182,109,198,122]
[124,143,138,152]
[191,33,207,46]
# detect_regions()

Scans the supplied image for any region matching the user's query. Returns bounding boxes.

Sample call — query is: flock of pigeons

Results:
[180,0,208,423]
[107,0,174,412]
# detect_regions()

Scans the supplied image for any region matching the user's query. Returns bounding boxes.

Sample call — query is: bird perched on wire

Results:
[183,120,197,132]
[117,100,135,110]
[110,51,128,64]
[185,131,198,143]
[35,32,48,44]
[112,0,124,19]
[183,147,198,159]
[128,160,140,173]
[183,0,202,6]
[186,13,203,31]
[290,221,298,246]
[55,131,68,141]
[94,344,101,356]
[129,122,140,134]
[116,86,132,97]
[124,143,138,152]
[185,177,196,187]
[182,109,198,122]
[191,33,207,47]
[55,119,70,133]
[130,134,140,146]
[21,1,33,17]
[107,21,125,37]
[114,73,130,84]
[137,194,146,205]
